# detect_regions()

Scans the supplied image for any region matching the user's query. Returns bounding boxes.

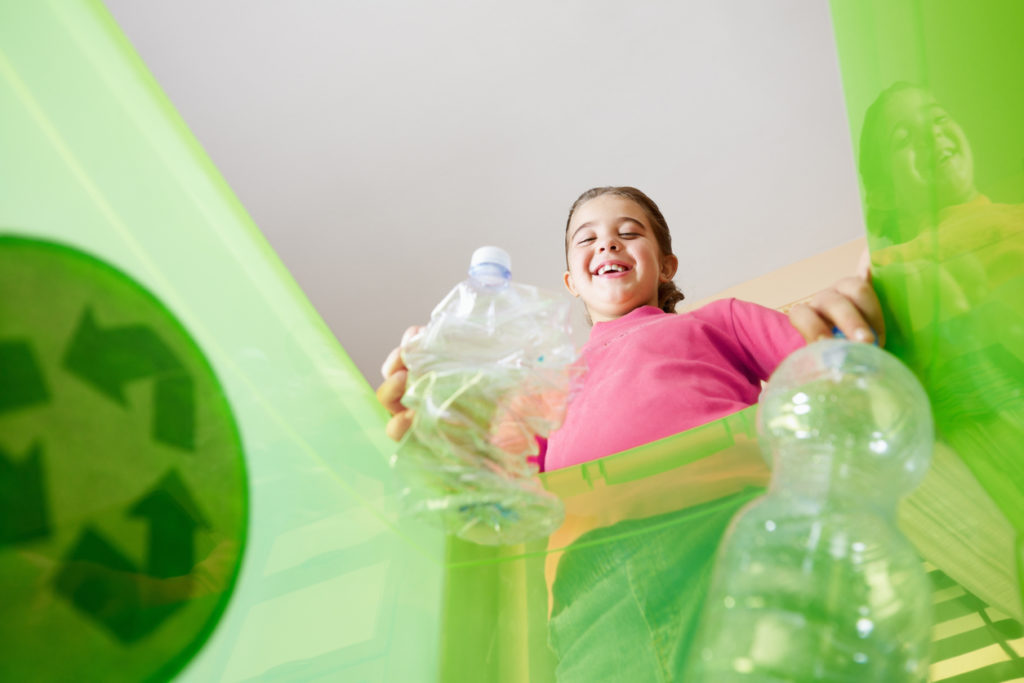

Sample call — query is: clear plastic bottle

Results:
[394,246,577,545]
[687,339,934,681]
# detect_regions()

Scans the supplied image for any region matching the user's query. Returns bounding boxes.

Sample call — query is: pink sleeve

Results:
[727,298,806,381]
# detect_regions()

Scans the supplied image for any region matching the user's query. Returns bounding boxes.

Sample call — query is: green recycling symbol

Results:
[0,236,247,681]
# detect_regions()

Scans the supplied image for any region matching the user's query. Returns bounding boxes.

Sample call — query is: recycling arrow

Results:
[54,468,209,643]
[0,340,51,546]
[0,339,49,414]
[62,307,196,451]
[130,469,211,578]
[54,527,180,643]
[0,441,50,547]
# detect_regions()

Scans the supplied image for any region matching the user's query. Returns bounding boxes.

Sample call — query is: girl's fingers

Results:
[380,325,425,380]
[375,369,409,416]
[380,346,403,380]
[385,409,415,442]
[788,301,834,343]
[788,276,885,347]
[815,288,876,344]
[833,276,886,346]
[378,325,425,442]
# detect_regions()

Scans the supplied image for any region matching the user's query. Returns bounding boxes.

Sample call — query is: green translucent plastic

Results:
[0,2,443,680]
[830,0,1024,625]
[443,407,771,682]
[3,1,1022,681]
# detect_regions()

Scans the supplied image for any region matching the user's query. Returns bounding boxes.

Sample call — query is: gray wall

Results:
[105,1,864,384]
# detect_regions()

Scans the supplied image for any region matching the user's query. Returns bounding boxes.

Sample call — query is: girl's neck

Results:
[589,304,661,325]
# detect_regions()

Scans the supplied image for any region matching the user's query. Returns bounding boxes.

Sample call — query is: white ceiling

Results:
[104,0,865,385]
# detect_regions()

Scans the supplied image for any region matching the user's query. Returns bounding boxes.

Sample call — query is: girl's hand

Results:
[788,251,886,346]
[375,325,423,441]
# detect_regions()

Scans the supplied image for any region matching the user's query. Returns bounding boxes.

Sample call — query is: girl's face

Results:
[563,194,677,323]
[873,88,976,213]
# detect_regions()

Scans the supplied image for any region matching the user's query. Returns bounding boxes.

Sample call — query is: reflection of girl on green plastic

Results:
[860,82,977,242]
[859,82,1024,263]
[859,82,1024,342]
[859,83,1024,672]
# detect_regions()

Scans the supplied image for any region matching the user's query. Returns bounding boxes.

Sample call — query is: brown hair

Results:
[565,186,685,313]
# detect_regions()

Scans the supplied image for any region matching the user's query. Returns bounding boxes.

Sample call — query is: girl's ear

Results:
[563,270,579,297]
[660,254,679,282]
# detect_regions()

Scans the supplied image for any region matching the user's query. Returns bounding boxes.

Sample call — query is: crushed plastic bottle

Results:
[394,246,577,545]
[687,339,934,681]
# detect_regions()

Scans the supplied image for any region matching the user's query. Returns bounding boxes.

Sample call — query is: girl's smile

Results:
[592,260,633,277]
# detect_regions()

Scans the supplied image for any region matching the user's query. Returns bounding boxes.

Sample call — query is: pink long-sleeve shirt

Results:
[541,300,805,471]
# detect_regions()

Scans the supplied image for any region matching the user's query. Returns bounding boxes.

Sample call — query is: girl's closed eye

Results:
[577,236,595,245]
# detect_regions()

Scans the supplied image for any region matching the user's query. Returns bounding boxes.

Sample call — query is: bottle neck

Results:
[770,448,899,514]
[469,263,511,290]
